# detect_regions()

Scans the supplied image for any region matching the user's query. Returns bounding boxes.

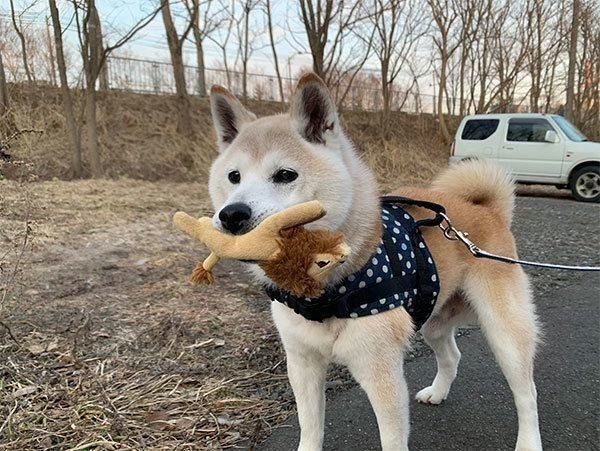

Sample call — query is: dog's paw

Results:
[415,386,447,405]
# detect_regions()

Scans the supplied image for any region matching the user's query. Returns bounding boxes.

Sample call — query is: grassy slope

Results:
[5,84,449,189]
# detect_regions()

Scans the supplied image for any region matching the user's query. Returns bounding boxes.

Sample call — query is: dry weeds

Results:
[0,176,301,450]
[3,84,448,185]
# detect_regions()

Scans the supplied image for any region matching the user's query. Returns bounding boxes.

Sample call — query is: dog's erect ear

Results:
[210,85,256,151]
[290,73,339,145]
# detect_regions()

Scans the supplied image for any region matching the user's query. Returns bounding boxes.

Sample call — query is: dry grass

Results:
[0,174,298,450]
[3,84,448,186]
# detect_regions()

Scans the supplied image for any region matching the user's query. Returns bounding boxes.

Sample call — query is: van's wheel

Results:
[570,165,600,203]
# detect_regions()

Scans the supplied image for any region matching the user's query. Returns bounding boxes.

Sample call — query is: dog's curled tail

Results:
[432,159,515,225]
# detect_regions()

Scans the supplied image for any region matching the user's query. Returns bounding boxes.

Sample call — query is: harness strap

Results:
[381,196,447,229]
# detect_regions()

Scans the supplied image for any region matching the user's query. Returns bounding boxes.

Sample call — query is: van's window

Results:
[507,118,554,142]
[552,115,588,142]
[461,119,500,140]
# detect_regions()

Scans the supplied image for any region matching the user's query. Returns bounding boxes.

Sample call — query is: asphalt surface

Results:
[259,196,600,451]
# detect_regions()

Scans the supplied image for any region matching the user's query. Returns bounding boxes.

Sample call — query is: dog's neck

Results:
[326,144,382,286]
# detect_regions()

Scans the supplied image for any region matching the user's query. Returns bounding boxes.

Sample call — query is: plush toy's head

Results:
[259,227,351,297]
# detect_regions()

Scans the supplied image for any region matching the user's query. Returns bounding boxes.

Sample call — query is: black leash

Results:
[385,196,600,272]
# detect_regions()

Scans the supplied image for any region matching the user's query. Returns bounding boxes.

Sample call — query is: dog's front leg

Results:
[286,348,329,451]
[348,355,409,451]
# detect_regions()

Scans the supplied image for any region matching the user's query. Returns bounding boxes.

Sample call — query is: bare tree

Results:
[427,0,462,143]
[49,0,83,178]
[161,0,197,136]
[88,7,109,90]
[565,0,580,121]
[183,0,223,97]
[573,0,599,135]
[73,0,161,177]
[294,0,372,96]
[265,0,285,103]
[239,0,260,102]
[44,16,57,86]
[9,0,35,82]
[208,0,236,88]
[367,0,429,133]
[0,50,9,123]
[524,0,568,112]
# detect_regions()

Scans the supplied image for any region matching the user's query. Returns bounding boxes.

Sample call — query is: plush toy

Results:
[173,201,351,297]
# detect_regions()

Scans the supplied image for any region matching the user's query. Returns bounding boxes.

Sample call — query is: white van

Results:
[450,113,600,202]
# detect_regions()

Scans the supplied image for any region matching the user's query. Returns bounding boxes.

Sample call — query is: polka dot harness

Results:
[266,197,441,329]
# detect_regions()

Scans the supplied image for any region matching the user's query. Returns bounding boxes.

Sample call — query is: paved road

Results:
[259,196,600,451]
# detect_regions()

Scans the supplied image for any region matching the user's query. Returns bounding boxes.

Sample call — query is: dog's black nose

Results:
[219,203,252,234]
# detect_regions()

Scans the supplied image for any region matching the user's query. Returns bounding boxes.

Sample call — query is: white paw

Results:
[415,385,447,405]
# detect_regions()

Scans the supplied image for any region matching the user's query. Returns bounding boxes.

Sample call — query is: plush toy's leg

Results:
[190,253,219,285]
[190,263,214,284]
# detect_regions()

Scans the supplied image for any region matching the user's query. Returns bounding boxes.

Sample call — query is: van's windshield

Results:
[552,116,588,142]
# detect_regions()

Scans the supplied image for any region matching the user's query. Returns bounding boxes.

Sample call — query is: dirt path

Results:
[0,179,296,450]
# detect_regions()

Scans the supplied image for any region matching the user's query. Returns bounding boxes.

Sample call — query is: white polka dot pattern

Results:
[265,203,440,327]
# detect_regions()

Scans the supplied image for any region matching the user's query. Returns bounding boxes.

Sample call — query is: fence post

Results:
[152,63,160,94]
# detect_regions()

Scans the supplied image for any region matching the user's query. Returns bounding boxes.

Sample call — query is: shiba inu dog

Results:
[206,73,542,451]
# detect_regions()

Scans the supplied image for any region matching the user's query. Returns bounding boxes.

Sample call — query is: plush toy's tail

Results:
[190,262,215,285]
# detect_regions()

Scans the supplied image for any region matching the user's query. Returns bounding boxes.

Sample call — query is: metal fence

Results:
[105,56,439,114]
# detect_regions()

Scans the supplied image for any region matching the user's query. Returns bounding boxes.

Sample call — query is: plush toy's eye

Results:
[228,170,241,184]
[273,169,298,184]
[316,260,330,268]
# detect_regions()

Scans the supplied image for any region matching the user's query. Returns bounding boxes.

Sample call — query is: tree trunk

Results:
[191,0,207,97]
[85,0,103,177]
[9,0,34,82]
[311,45,325,80]
[45,16,57,86]
[0,51,8,118]
[565,0,579,121]
[161,0,194,136]
[89,7,109,90]
[380,57,391,136]
[194,30,207,96]
[458,50,467,116]
[85,87,102,177]
[49,0,83,178]
[0,50,14,137]
[242,2,251,102]
[266,0,285,103]
[438,55,452,144]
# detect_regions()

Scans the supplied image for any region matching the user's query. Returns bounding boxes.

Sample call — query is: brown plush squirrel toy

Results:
[173,201,350,297]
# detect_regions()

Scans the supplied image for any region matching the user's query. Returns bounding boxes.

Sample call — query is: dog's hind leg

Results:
[416,294,474,405]
[465,267,542,451]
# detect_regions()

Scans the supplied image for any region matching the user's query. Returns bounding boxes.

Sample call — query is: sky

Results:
[1,0,324,78]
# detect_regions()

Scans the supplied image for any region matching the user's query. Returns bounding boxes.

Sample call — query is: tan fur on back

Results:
[432,160,515,225]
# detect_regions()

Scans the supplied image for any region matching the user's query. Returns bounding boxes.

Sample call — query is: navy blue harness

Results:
[266,197,444,329]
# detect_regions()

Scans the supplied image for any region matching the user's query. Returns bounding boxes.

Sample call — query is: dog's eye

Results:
[316,260,329,268]
[273,169,298,184]
[228,170,241,184]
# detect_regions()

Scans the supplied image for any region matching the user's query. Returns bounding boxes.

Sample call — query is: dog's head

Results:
[208,74,355,236]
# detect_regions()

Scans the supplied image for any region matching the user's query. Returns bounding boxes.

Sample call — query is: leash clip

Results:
[438,213,481,256]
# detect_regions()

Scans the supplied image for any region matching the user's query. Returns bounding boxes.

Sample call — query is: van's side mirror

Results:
[545,130,559,143]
